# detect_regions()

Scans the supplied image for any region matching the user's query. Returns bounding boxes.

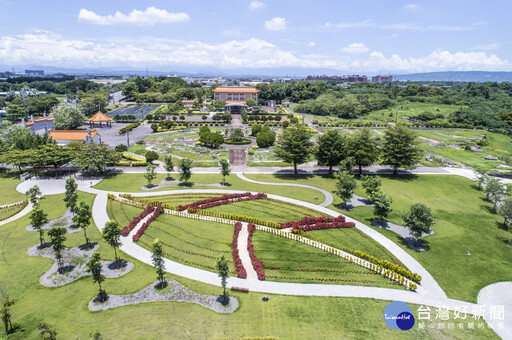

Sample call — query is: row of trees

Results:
[274,124,421,175]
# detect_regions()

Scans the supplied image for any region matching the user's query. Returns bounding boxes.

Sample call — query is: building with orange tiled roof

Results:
[48,128,101,145]
[23,113,55,134]
[181,99,196,108]
[212,87,259,102]
[87,110,113,128]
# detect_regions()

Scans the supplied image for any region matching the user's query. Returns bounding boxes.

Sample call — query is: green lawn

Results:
[0,180,498,338]
[367,102,461,122]
[93,173,324,204]
[0,201,27,221]
[245,173,512,302]
[421,144,502,171]
[0,174,26,205]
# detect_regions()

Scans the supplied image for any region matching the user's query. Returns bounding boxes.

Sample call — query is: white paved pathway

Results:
[0,201,33,227]
[237,172,334,207]
[237,222,257,280]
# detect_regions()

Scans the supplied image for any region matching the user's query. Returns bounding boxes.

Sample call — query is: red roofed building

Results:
[48,128,101,145]
[211,87,260,113]
[181,99,196,108]
[87,110,113,128]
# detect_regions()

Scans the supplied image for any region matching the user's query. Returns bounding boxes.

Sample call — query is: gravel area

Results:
[370,219,433,251]
[26,209,81,233]
[27,243,133,287]
[88,279,238,313]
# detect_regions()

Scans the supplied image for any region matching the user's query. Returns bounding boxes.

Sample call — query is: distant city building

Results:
[212,87,260,103]
[25,70,44,76]
[372,75,393,83]
[48,128,101,145]
[305,75,368,83]
[22,113,55,134]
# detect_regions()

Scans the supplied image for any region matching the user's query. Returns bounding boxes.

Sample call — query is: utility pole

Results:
[126,128,130,147]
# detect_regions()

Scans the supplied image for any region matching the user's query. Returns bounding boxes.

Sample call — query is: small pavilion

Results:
[87,110,113,128]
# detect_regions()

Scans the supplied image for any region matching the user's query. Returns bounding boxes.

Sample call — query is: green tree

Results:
[144,164,157,187]
[199,126,211,145]
[484,177,506,212]
[52,106,86,130]
[347,128,379,175]
[213,100,226,111]
[73,201,92,245]
[498,196,512,229]
[151,239,166,288]
[402,203,435,243]
[207,133,225,148]
[71,142,121,174]
[216,255,229,305]
[274,124,314,175]
[48,227,66,273]
[341,156,356,172]
[229,128,244,142]
[115,144,128,152]
[30,204,48,247]
[334,171,357,203]
[1,292,16,335]
[37,321,57,340]
[164,155,174,179]
[316,129,347,174]
[362,175,382,199]
[102,221,122,264]
[86,251,106,302]
[246,98,257,107]
[63,178,78,213]
[475,168,489,190]
[145,150,159,164]
[219,159,230,185]
[381,126,422,174]
[373,190,393,220]
[251,123,261,136]
[25,185,44,206]
[178,158,193,183]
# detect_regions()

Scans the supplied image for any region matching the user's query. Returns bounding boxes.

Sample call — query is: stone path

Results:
[338,194,373,210]
[371,219,433,251]
[477,282,512,340]
[236,172,334,207]
[127,210,158,240]
[237,222,257,280]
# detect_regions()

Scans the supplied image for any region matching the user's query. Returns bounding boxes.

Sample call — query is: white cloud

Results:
[0,30,509,72]
[249,1,266,10]
[78,6,190,26]
[324,20,373,29]
[341,43,370,54]
[308,42,316,47]
[265,17,287,31]
[472,43,500,51]
[404,4,420,11]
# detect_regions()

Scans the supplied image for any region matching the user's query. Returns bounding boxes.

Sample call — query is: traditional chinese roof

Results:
[181,100,195,103]
[212,87,260,93]
[48,129,97,141]
[25,116,54,126]
[87,110,113,122]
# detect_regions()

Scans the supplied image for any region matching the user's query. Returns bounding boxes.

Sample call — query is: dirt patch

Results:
[230,149,247,166]
[88,279,238,313]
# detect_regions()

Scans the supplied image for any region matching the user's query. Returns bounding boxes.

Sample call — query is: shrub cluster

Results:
[133,206,163,242]
[280,215,354,231]
[0,199,29,221]
[232,222,247,278]
[177,192,267,211]
[122,205,156,236]
[119,122,141,135]
[247,224,265,280]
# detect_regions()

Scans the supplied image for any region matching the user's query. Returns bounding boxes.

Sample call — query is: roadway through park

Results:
[14,170,512,339]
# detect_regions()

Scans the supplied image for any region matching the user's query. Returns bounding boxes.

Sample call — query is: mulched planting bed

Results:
[27,244,133,287]
[88,279,238,313]
[26,209,81,233]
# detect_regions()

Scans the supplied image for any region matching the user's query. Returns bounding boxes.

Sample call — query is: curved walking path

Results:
[237,173,334,207]
[0,201,33,227]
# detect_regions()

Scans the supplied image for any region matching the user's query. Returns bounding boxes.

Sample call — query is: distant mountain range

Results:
[2,64,512,82]
[393,71,512,82]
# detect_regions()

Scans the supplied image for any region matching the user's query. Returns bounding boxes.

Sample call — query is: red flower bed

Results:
[247,223,265,281]
[232,222,247,279]
[122,205,156,236]
[177,192,267,211]
[133,206,163,242]
[278,215,354,231]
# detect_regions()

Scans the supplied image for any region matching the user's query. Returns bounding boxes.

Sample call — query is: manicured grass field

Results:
[252,230,403,288]
[94,173,324,204]
[0,179,498,338]
[421,144,502,171]
[245,173,512,302]
[0,174,26,205]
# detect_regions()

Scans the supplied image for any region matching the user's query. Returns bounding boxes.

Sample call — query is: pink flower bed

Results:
[247,223,265,281]
[232,222,247,278]
[177,192,267,211]
[278,215,354,231]
[133,206,163,242]
[122,205,156,236]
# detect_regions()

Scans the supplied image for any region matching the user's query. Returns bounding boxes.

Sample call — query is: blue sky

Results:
[0,0,510,74]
